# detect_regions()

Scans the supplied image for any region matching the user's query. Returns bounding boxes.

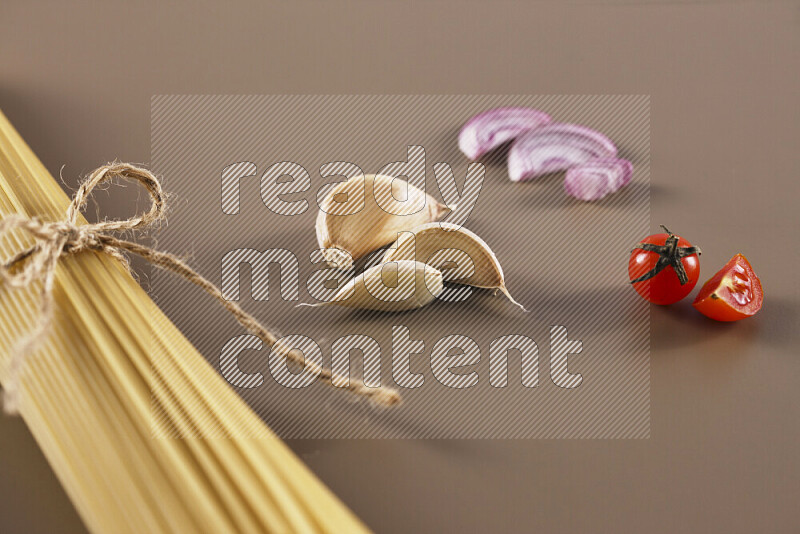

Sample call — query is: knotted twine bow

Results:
[0,163,400,414]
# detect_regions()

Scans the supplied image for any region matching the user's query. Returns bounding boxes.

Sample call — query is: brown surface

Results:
[1,1,798,533]
[150,94,652,439]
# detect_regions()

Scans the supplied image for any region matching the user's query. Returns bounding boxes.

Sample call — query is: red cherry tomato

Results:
[692,254,763,321]
[628,226,701,305]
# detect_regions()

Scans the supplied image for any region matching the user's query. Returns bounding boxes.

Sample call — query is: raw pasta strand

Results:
[0,110,371,534]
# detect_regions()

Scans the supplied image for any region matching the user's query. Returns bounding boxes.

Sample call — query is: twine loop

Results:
[1,163,400,414]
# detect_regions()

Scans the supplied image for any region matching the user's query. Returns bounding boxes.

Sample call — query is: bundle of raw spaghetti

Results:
[0,110,372,534]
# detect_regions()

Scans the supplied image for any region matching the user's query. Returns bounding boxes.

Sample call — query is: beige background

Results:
[1,1,798,532]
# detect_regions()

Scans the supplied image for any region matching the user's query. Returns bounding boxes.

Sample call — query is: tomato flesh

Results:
[628,232,700,305]
[693,254,762,321]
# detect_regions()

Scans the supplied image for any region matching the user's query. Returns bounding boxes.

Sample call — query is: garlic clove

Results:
[382,222,525,310]
[302,260,443,311]
[316,174,451,269]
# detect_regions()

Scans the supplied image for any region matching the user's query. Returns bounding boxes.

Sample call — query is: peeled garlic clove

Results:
[304,260,443,311]
[317,174,450,269]
[381,222,525,310]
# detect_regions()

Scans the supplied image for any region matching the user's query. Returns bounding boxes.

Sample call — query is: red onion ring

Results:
[563,158,633,201]
[458,107,552,160]
[507,123,618,182]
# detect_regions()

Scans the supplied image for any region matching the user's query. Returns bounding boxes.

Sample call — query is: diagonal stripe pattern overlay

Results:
[151,95,650,439]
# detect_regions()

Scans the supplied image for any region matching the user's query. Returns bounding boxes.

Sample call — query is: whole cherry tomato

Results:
[692,254,763,321]
[628,225,701,305]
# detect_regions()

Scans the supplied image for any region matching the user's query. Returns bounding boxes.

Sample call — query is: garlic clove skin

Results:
[303,260,443,311]
[382,222,525,310]
[316,174,451,269]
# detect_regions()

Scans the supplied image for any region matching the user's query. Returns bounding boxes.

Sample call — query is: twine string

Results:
[0,163,400,414]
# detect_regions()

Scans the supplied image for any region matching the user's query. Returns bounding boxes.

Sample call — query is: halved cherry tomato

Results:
[692,254,763,321]
[628,226,701,305]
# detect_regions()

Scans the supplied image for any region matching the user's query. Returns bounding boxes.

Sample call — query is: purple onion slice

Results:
[458,107,552,160]
[564,158,633,201]
[507,123,618,182]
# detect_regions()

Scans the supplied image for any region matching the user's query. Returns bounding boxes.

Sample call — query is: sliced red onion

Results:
[564,158,633,201]
[458,107,552,160]
[507,123,618,182]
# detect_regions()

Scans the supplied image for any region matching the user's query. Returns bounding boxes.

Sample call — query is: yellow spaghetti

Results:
[0,109,370,534]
